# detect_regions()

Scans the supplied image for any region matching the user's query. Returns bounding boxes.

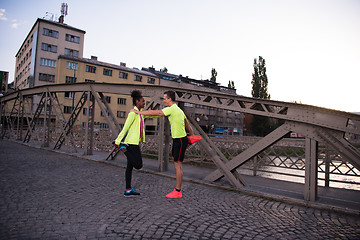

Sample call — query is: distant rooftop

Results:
[59,55,157,77]
[142,66,236,94]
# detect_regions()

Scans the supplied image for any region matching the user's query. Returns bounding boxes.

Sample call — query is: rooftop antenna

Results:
[59,3,68,23]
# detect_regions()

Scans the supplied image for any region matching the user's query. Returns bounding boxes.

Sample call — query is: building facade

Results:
[12,17,244,135]
[56,55,159,131]
[14,18,85,90]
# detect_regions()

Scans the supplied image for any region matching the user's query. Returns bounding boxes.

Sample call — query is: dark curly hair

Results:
[131,90,143,106]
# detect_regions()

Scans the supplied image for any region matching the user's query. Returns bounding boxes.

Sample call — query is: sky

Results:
[1,0,359,112]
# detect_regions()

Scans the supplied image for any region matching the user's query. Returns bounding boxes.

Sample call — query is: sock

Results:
[175,188,181,192]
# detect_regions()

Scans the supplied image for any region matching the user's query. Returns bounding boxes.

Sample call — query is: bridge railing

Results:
[1,82,360,204]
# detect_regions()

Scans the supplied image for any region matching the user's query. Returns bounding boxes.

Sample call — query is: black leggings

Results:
[124,144,143,189]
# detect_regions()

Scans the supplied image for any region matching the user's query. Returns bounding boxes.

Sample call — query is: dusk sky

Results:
[1,0,359,112]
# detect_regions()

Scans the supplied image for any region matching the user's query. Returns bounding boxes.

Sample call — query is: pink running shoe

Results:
[166,189,182,198]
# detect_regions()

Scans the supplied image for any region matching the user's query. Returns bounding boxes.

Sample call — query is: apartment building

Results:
[13,16,243,135]
[56,55,159,131]
[14,18,85,89]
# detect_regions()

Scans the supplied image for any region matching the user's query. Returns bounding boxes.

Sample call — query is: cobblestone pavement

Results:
[1,140,360,240]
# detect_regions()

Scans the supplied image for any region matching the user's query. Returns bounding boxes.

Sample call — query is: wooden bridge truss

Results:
[1,82,359,202]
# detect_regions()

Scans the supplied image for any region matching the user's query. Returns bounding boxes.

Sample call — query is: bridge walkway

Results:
[1,140,360,239]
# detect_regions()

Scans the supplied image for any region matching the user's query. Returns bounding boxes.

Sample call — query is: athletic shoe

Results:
[166,189,182,198]
[188,135,202,144]
[119,142,129,152]
[124,188,140,196]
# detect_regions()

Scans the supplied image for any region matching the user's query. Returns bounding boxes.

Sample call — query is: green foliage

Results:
[228,80,235,89]
[160,67,168,73]
[251,56,272,136]
[210,68,217,83]
[251,56,270,99]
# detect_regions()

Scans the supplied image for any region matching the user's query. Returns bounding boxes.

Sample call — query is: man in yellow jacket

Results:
[131,90,194,198]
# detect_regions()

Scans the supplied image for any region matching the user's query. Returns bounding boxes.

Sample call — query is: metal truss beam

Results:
[1,83,359,198]
[47,91,77,152]
[90,87,121,138]
[53,92,87,150]
[205,122,291,182]
[2,83,358,134]
[305,138,318,201]
[23,92,47,143]
[284,122,360,171]
[83,91,95,155]
[186,111,246,187]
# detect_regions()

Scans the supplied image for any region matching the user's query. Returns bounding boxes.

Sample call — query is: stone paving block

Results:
[1,140,360,239]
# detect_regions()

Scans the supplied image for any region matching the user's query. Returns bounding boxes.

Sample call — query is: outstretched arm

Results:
[185,118,194,136]
[130,109,165,116]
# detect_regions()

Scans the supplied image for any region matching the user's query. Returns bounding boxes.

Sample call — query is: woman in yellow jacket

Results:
[114,90,150,196]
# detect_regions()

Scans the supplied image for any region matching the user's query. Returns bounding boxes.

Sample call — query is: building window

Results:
[105,96,111,103]
[86,65,96,73]
[117,111,126,118]
[66,62,78,70]
[134,75,142,82]
[119,72,128,79]
[100,111,110,117]
[66,76,76,83]
[64,106,73,114]
[41,43,57,53]
[43,28,58,38]
[40,58,56,67]
[39,73,55,82]
[147,77,155,84]
[117,98,126,105]
[64,48,79,57]
[65,34,80,43]
[83,107,93,115]
[103,68,112,76]
[100,123,109,129]
[65,92,75,99]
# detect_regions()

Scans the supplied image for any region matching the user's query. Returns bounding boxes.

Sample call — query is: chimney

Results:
[91,56,98,60]
[58,15,64,23]
[120,62,126,67]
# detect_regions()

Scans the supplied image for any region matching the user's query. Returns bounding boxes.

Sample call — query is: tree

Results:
[210,68,217,83]
[251,56,270,99]
[251,56,272,136]
[160,67,168,73]
[228,80,235,89]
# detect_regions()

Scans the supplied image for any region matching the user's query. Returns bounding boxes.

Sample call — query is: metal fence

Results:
[14,123,358,191]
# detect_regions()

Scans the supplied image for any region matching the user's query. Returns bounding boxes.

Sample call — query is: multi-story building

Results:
[14,17,85,89]
[56,55,159,131]
[12,16,244,135]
